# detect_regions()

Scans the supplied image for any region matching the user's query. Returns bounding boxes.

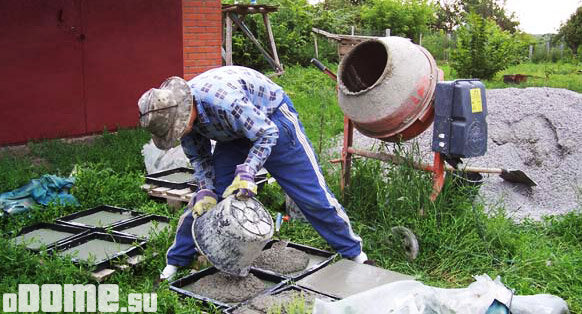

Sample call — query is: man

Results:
[138,66,368,281]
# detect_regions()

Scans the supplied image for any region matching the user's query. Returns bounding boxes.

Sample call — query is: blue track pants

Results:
[166,97,363,266]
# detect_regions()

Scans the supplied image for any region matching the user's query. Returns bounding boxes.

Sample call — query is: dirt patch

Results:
[232,289,335,314]
[253,241,309,274]
[185,272,266,303]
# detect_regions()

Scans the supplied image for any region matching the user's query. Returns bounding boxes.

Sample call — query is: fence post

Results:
[529,45,533,60]
[351,26,355,36]
[313,34,319,59]
[419,33,422,45]
[446,33,452,61]
[546,41,550,59]
[385,29,390,37]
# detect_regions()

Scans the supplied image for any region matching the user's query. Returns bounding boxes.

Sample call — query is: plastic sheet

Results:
[142,140,191,174]
[0,175,78,216]
[313,274,569,314]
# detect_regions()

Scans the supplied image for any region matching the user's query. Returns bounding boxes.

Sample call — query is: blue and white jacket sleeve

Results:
[227,97,279,176]
[181,131,215,191]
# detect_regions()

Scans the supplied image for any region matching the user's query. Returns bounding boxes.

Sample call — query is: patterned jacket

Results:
[181,66,285,191]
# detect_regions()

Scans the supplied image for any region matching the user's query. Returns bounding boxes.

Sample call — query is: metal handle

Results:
[310,58,327,72]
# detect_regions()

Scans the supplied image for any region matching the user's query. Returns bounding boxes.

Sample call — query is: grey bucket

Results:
[192,195,274,277]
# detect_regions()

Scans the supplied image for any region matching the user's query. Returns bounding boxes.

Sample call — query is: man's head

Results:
[138,77,193,150]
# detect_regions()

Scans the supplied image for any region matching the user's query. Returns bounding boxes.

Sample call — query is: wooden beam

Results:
[262,13,282,71]
[229,12,282,72]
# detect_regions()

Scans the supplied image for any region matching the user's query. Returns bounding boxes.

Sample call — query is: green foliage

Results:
[432,0,519,33]
[227,0,347,70]
[421,30,455,61]
[451,13,528,80]
[360,0,434,42]
[557,6,582,57]
[442,61,582,93]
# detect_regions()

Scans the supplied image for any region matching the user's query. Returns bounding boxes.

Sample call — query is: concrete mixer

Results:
[312,36,489,200]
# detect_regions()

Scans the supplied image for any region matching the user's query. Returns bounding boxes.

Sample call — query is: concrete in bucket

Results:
[192,195,274,277]
[337,36,443,142]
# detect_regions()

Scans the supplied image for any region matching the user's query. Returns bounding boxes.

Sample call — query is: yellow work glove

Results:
[189,189,217,216]
[222,165,257,200]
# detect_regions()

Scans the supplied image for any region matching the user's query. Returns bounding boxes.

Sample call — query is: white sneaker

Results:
[160,265,178,281]
[351,251,368,264]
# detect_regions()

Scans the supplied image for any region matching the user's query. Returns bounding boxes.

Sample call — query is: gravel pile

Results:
[328,87,582,220]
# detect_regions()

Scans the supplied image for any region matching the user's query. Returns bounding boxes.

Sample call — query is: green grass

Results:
[441,61,582,93]
[1,64,581,313]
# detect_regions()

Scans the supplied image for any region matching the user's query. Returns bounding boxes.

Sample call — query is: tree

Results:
[360,0,435,42]
[451,13,527,80]
[432,0,519,33]
[557,6,582,57]
[433,0,464,32]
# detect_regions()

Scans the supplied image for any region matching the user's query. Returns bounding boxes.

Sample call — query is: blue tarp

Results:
[0,175,79,216]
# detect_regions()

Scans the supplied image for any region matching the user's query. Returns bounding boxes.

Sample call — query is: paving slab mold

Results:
[252,240,336,280]
[50,232,146,271]
[11,223,89,251]
[56,205,143,229]
[145,167,195,190]
[227,285,338,314]
[297,259,413,298]
[111,215,170,239]
[170,267,287,309]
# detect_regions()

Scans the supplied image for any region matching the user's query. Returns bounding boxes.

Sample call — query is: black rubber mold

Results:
[11,222,91,252]
[146,167,195,190]
[50,232,146,271]
[111,215,171,239]
[252,240,337,280]
[225,284,338,313]
[169,266,288,309]
[56,205,144,229]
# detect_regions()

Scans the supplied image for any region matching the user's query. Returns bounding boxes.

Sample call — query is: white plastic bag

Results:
[511,294,569,314]
[313,274,567,314]
[142,140,191,174]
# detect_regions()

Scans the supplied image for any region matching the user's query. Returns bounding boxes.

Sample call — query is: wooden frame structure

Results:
[311,27,378,59]
[222,4,283,74]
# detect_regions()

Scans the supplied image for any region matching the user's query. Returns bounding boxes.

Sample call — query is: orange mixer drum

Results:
[337,36,443,142]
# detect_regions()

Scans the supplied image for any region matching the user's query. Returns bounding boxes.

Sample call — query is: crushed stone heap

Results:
[329,87,582,220]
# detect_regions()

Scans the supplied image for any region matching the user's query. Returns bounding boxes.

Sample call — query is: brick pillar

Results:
[183,0,223,79]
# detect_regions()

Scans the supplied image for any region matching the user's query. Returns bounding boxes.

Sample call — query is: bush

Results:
[227,0,348,71]
[451,13,528,80]
[421,30,455,62]
[360,0,434,42]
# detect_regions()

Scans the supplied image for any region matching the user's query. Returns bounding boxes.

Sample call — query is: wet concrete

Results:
[120,221,170,238]
[253,242,309,274]
[297,259,413,298]
[71,211,133,227]
[184,272,268,304]
[232,289,335,314]
[58,239,132,262]
[12,229,74,250]
[156,172,192,182]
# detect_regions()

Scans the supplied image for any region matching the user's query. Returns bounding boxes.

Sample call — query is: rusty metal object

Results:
[503,74,529,84]
[337,37,442,142]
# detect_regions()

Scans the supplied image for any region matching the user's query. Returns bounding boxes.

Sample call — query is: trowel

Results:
[273,213,289,246]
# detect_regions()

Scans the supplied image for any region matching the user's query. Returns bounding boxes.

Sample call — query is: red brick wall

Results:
[183,0,223,79]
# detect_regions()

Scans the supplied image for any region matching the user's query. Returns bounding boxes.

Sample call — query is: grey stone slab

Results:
[12,229,75,250]
[71,211,133,227]
[297,259,413,298]
[120,221,170,238]
[58,239,133,262]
